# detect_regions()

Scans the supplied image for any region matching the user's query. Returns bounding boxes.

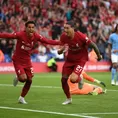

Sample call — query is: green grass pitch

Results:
[0,72,118,118]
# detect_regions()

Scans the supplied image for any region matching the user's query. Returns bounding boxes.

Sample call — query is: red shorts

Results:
[62,60,86,77]
[13,61,34,78]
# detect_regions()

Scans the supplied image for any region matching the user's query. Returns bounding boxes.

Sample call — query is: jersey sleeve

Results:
[0,32,18,39]
[36,33,61,45]
[78,31,92,45]
[60,34,66,45]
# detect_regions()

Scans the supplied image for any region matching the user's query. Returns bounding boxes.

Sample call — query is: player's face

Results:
[26,23,35,37]
[63,24,74,38]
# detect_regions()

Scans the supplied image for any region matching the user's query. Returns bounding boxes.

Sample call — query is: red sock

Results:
[21,79,32,97]
[61,77,71,98]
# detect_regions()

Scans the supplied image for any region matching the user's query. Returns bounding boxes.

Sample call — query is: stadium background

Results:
[0,0,117,73]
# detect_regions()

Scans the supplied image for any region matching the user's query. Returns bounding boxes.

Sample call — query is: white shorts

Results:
[111,54,118,63]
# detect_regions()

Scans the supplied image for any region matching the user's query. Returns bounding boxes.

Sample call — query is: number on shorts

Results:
[30,67,34,74]
[75,65,83,73]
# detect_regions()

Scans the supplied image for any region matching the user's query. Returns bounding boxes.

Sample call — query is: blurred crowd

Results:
[0,0,118,63]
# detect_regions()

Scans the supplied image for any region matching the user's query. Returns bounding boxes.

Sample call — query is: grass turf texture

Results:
[0,72,118,118]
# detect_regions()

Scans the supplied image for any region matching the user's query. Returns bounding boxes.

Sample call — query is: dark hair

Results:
[65,20,78,31]
[25,20,36,27]
[114,24,118,32]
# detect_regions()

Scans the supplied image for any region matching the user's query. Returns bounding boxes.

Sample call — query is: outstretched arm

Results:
[82,71,106,87]
[36,34,61,45]
[88,42,102,61]
[0,32,17,39]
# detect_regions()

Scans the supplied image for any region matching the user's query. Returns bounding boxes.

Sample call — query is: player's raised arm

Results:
[88,41,102,61]
[36,33,61,45]
[0,32,17,39]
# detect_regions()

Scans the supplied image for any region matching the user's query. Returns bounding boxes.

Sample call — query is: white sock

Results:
[94,79,100,84]
[19,96,24,99]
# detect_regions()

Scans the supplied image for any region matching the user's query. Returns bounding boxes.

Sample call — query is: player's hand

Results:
[57,46,65,55]
[100,81,106,87]
[97,55,102,61]
[58,49,63,54]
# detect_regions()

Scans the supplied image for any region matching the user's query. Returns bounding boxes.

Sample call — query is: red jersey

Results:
[0,31,60,66]
[60,31,91,62]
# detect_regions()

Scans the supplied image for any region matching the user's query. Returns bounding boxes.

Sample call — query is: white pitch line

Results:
[0,106,99,118]
[82,112,118,115]
[0,84,118,92]
[0,84,61,89]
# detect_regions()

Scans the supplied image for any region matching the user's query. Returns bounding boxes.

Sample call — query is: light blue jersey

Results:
[108,33,118,55]
[108,32,118,85]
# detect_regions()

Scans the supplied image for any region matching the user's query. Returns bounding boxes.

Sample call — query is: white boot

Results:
[62,98,72,105]
[116,81,118,85]
[18,96,27,104]
[111,80,115,86]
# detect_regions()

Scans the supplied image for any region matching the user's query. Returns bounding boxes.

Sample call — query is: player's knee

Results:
[19,78,27,83]
[19,75,27,83]
[70,74,78,83]
[112,63,117,69]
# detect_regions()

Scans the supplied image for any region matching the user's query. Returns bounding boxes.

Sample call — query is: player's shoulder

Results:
[110,33,116,37]
[76,31,86,36]
[109,33,117,40]
[60,33,67,41]
[33,32,43,39]
[61,32,66,37]
[76,31,88,40]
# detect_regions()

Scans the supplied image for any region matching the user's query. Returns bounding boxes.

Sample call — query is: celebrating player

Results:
[58,21,102,105]
[0,20,60,104]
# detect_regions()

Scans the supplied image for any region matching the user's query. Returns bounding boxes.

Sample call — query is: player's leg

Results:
[61,62,73,105]
[116,66,118,85]
[69,72,83,89]
[13,62,27,86]
[70,64,85,89]
[61,76,72,105]
[115,56,118,85]
[19,79,32,104]
[19,67,34,104]
[111,54,117,85]
[16,73,29,104]
[111,64,117,85]
[13,70,28,103]
[13,76,18,86]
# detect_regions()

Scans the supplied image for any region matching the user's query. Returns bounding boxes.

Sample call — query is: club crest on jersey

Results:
[85,37,89,41]
[76,43,79,47]
[22,41,25,44]
[21,45,25,49]
[32,42,34,45]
